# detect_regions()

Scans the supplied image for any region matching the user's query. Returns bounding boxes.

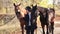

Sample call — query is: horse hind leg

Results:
[51,22,54,34]
[49,24,52,33]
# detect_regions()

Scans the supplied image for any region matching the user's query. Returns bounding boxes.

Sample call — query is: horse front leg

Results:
[21,25,24,34]
[42,25,45,34]
[46,25,49,34]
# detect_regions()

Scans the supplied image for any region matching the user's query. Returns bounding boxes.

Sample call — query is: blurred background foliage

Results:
[0,0,60,14]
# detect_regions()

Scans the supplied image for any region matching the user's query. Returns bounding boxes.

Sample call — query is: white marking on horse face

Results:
[18,9,25,17]
[18,10,20,12]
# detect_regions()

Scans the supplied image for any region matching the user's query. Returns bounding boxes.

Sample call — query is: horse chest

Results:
[49,12,53,22]
[43,13,46,18]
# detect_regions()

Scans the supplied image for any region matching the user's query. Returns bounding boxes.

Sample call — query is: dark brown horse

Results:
[32,5,55,34]
[13,3,27,34]
[48,8,55,34]
[38,6,49,34]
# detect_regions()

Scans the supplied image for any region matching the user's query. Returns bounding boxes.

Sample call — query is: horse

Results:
[13,3,28,34]
[38,7,49,34]
[48,8,55,34]
[31,5,38,34]
[31,5,55,34]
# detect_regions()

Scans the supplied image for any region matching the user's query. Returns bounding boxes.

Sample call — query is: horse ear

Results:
[18,3,21,6]
[13,3,16,6]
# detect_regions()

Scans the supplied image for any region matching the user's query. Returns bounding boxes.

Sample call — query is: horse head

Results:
[13,3,21,14]
[31,4,38,24]
[32,4,37,12]
[13,3,27,18]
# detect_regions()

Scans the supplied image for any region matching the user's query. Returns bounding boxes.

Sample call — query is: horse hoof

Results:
[43,32,45,34]
[46,32,49,34]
